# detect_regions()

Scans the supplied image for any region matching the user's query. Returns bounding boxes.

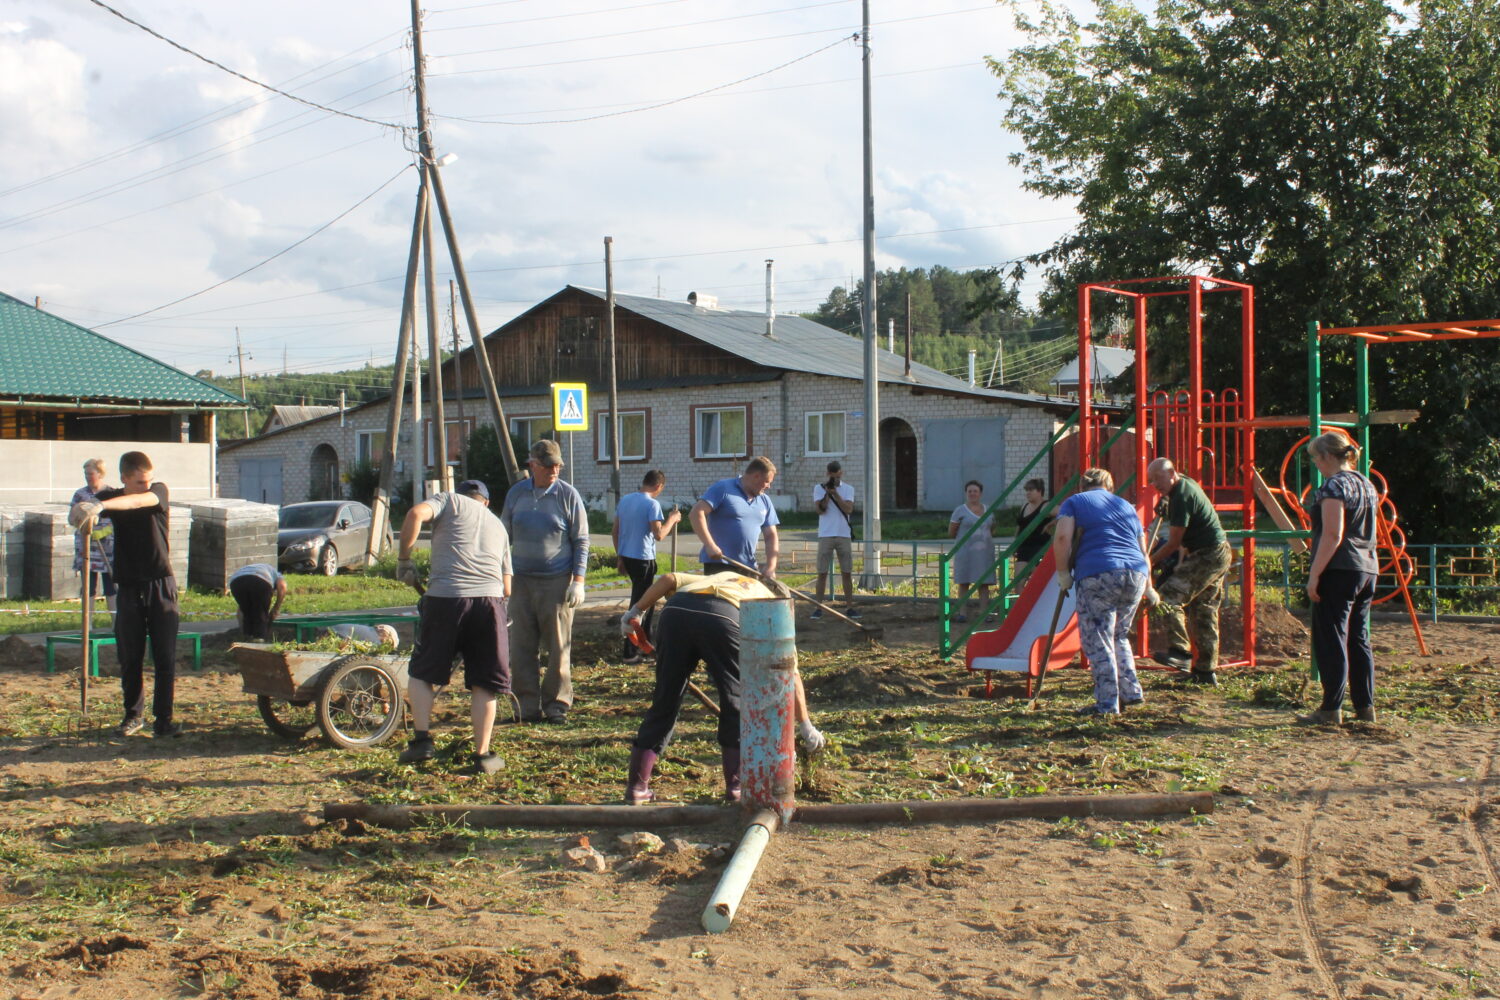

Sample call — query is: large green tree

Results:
[992,0,1500,540]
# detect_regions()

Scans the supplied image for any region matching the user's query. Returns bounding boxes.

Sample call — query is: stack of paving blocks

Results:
[185,499,278,593]
[0,505,40,600]
[23,506,76,601]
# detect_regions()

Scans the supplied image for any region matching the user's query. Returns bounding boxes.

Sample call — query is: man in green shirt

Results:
[1147,458,1232,685]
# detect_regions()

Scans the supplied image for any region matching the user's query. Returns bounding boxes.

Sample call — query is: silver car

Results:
[277,501,389,575]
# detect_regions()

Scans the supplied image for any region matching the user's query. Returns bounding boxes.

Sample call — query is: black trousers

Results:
[1312,569,1377,712]
[632,593,741,753]
[229,575,274,640]
[619,555,658,657]
[115,577,180,726]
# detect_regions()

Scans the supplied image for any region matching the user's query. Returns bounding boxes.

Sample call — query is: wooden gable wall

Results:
[440,289,767,393]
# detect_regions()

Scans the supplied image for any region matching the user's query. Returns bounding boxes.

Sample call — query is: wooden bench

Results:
[46,631,204,677]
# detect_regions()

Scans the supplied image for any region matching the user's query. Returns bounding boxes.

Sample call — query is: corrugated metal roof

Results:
[0,292,245,405]
[568,286,1067,407]
[1052,346,1135,386]
[262,404,339,433]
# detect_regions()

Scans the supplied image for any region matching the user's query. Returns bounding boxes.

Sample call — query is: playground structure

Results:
[944,274,1460,694]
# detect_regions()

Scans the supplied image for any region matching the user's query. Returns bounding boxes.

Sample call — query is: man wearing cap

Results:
[500,440,590,724]
[396,479,513,774]
[689,456,780,578]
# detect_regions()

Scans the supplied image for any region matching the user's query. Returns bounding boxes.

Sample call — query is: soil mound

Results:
[1219,602,1309,660]
[0,634,43,670]
[807,661,939,703]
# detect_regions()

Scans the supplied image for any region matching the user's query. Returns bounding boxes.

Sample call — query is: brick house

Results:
[217,287,1072,513]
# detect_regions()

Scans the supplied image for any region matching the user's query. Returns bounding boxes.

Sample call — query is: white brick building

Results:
[218,287,1073,514]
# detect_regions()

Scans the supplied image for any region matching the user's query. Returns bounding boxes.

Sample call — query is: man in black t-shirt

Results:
[71,451,181,738]
[1147,458,1232,685]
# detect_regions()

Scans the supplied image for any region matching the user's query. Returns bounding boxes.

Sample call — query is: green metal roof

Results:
[0,292,244,406]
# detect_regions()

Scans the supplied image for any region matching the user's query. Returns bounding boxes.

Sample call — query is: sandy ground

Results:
[3,604,1499,999]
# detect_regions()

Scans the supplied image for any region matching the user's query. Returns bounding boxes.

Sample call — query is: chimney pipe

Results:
[968,349,976,386]
[764,259,775,339]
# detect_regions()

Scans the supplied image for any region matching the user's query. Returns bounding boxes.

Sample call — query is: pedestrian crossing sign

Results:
[551,382,588,432]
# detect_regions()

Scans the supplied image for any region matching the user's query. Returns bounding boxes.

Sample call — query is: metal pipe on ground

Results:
[323,792,1213,830]
[702,809,779,934]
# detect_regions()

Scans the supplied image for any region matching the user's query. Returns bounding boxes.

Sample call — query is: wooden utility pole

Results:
[422,175,450,493]
[234,327,250,436]
[605,236,621,509]
[409,312,424,506]
[449,280,467,477]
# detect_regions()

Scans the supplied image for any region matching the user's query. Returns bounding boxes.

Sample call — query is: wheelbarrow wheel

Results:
[317,659,403,749]
[257,695,316,740]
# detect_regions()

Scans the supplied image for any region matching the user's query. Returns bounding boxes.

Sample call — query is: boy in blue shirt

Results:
[612,469,681,662]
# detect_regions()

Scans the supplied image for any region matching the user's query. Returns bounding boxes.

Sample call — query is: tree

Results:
[993,0,1500,540]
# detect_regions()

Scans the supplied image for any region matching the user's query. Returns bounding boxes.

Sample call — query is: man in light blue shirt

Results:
[500,439,590,724]
[612,469,682,661]
[689,456,780,577]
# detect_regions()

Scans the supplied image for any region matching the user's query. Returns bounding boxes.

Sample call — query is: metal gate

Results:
[238,458,283,506]
[922,417,1006,511]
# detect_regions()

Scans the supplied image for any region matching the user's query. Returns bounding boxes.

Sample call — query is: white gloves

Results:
[69,501,103,528]
[565,580,586,608]
[797,720,827,754]
[397,558,419,587]
[1055,569,1072,593]
[619,610,643,639]
[1143,585,1161,609]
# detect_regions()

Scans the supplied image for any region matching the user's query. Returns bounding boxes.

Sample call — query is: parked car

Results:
[277,501,389,575]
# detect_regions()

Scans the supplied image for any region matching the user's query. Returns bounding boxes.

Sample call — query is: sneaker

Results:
[152,722,183,738]
[1188,670,1219,687]
[1121,697,1145,709]
[544,712,568,726]
[844,607,861,620]
[809,608,824,620]
[1152,649,1192,671]
[468,752,504,775]
[622,651,643,665]
[1075,703,1118,717]
[1296,708,1342,726]
[116,716,145,738]
[398,736,435,763]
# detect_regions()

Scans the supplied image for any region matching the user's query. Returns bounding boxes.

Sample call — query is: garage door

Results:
[239,458,283,506]
[922,418,1007,511]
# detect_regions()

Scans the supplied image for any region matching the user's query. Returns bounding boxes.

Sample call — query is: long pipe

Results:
[740,598,797,822]
[702,809,779,934]
[323,791,1213,830]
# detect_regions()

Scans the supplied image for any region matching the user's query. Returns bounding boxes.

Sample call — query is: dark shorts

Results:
[409,595,511,693]
[229,575,275,640]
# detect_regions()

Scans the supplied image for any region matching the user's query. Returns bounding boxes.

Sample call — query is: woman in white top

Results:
[948,480,997,623]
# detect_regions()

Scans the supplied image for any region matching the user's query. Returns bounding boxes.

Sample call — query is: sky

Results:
[0,0,1079,389]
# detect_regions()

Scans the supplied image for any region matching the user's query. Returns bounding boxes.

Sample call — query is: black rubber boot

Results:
[721,745,742,804]
[1188,669,1219,687]
[625,747,658,805]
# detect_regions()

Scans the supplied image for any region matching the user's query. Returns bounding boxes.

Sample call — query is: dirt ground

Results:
[3,602,1500,999]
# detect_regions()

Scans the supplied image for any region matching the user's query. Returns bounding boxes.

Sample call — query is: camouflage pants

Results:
[1155,541,1232,671]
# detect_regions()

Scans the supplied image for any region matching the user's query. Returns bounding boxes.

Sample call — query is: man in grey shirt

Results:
[396,479,513,773]
[500,439,589,724]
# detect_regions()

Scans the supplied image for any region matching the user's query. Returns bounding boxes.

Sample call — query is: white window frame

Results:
[424,417,476,466]
[356,429,386,466]
[597,410,647,462]
[695,405,748,459]
[805,410,847,457]
[509,415,555,449]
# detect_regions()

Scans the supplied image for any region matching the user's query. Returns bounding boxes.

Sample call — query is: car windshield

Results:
[279,506,339,530]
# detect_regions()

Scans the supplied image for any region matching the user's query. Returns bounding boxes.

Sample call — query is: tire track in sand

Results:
[1290,746,1362,1000]
[1461,740,1500,892]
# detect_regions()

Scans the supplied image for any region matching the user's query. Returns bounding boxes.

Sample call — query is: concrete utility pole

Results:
[859,0,882,588]
[605,236,621,510]
[449,280,467,477]
[234,327,250,437]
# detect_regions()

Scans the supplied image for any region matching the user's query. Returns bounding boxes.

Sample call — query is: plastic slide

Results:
[965,546,1080,697]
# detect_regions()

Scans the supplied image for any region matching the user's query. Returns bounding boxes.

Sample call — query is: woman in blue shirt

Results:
[1053,468,1158,715]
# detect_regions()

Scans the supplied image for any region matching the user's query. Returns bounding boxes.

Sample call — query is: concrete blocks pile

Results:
[23,505,76,601]
[0,506,41,599]
[184,499,278,592]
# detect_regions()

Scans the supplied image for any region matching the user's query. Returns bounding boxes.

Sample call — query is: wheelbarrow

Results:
[231,642,409,750]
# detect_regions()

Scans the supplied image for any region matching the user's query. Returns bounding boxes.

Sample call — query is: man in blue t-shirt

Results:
[689,456,780,577]
[612,469,682,662]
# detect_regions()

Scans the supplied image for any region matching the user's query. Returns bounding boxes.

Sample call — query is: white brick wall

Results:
[218,378,1066,514]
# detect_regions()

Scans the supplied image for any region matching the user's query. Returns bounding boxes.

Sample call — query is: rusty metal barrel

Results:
[738,596,797,822]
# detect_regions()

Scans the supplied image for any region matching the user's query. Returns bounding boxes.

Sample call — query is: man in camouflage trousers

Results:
[1147,458,1232,686]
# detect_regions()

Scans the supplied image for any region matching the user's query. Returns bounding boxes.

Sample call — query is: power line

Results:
[98,163,415,328]
[435,34,856,125]
[84,0,411,133]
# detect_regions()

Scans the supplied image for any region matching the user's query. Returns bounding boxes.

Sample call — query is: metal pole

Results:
[234,328,250,437]
[606,236,621,509]
[859,0,882,588]
[449,279,468,477]
[739,598,797,822]
[904,292,912,379]
[423,172,450,493]
[366,177,425,566]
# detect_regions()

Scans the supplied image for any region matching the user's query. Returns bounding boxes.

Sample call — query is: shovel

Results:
[78,516,96,718]
[721,558,883,643]
[1023,527,1081,712]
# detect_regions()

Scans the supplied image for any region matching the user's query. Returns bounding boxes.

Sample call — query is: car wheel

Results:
[319,543,339,576]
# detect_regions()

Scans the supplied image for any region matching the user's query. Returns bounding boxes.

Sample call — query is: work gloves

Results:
[69,501,103,528]
[565,580,586,608]
[397,558,419,587]
[1054,569,1072,594]
[619,610,643,639]
[797,720,827,754]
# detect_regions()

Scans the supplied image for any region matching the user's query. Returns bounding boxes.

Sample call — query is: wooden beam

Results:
[1252,471,1309,554]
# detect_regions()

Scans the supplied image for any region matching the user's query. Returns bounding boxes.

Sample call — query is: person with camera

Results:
[811,460,858,620]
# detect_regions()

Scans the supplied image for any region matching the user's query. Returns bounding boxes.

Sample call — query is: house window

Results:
[805,411,846,456]
[509,415,555,448]
[424,417,476,466]
[356,430,387,466]
[695,405,748,459]
[597,410,647,462]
